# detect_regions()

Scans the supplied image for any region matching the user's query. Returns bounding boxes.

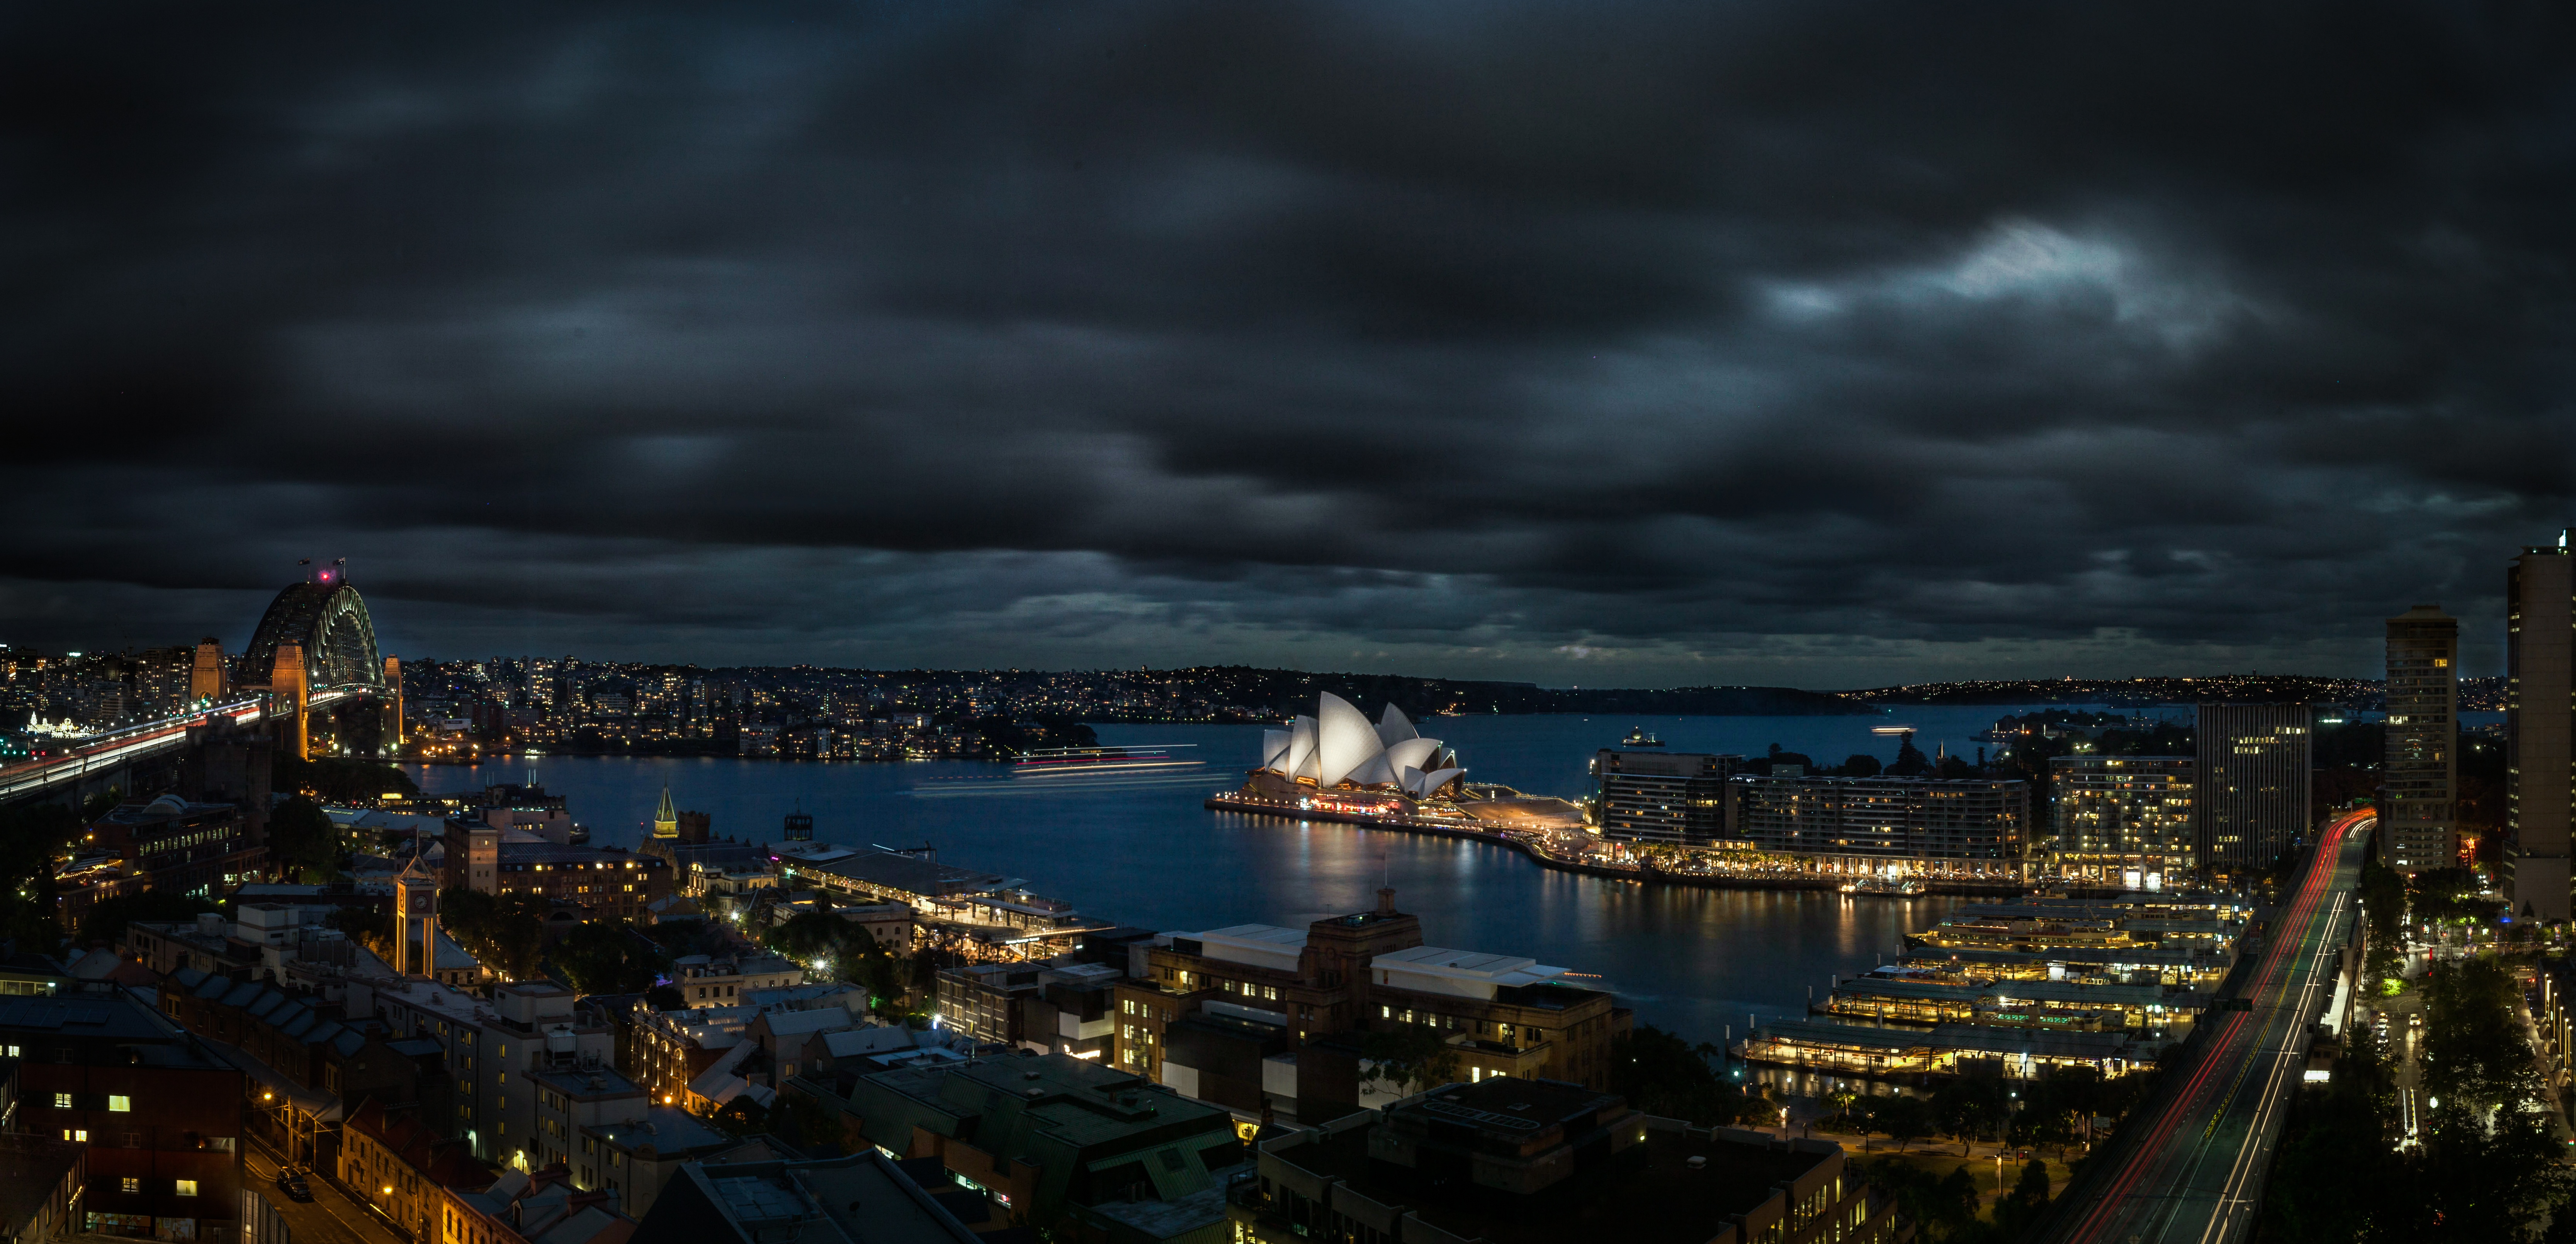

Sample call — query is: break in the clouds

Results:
[2,0,2571,686]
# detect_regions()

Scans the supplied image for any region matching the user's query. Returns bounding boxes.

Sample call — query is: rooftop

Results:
[588,1108,732,1156]
[634,1153,977,1244]
[1271,1121,1833,1244]
[0,1133,83,1237]
[532,1066,646,1099]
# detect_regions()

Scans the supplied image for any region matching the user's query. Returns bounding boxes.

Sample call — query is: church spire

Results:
[653,782,679,839]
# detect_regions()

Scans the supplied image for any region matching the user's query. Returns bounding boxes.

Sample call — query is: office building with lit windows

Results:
[2048,756,2194,886]
[2510,535,2574,922]
[2385,605,2459,875]
[2194,704,2311,881]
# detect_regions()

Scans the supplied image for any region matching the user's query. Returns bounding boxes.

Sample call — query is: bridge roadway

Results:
[0,687,364,804]
[2040,808,2373,1244]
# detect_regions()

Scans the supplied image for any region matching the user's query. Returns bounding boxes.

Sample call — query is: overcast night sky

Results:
[3,2,2571,687]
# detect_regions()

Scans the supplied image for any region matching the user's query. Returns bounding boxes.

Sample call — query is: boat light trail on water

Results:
[910,772,1218,798]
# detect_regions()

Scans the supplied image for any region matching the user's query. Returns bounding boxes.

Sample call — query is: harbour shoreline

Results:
[1203,792,2031,898]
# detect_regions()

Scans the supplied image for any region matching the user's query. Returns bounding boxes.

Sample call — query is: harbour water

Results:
[408,704,2133,1045]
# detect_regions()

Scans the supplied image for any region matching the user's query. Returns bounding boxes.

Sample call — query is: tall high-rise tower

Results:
[2384,605,2459,875]
[189,637,226,703]
[652,783,679,839]
[2195,703,2311,883]
[2509,533,2574,922]
[394,852,438,978]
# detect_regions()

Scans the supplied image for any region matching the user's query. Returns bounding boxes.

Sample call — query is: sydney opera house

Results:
[1241,694,1464,802]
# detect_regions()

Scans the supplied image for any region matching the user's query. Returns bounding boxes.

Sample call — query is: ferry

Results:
[1012,744,1202,777]
[1838,877,1928,896]
[1620,726,1665,747]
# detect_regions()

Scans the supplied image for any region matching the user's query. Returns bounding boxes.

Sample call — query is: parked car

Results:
[274,1169,313,1203]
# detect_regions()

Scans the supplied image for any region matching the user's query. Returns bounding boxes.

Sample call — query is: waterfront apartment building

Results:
[1112,889,1628,1121]
[2511,536,2575,922]
[2048,757,2193,885]
[2195,704,2312,883]
[1592,749,1743,846]
[2386,605,2460,875]
[1726,776,2029,879]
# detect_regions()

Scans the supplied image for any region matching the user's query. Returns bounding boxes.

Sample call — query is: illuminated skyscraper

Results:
[2509,534,2574,922]
[2195,703,2310,881]
[2384,605,2457,875]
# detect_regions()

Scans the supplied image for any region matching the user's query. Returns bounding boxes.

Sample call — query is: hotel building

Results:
[2048,757,2193,885]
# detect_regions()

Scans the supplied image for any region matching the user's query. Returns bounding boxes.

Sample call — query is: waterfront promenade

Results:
[1203,790,2032,898]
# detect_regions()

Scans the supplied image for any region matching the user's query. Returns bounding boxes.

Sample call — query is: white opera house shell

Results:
[1249,694,1464,799]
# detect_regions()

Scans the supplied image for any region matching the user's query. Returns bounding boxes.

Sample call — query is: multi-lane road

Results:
[2041,808,2375,1244]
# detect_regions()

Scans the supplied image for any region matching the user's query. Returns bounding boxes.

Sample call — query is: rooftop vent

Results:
[1686,1156,1707,1170]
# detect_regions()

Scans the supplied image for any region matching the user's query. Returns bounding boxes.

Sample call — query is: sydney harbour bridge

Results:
[0,564,402,807]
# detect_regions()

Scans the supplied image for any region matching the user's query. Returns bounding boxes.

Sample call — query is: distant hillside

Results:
[1108,667,1874,720]
[1844,675,2381,708]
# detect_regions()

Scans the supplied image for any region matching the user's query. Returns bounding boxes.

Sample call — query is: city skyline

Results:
[5,3,2572,687]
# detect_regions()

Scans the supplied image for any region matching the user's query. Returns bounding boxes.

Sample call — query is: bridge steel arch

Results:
[244,580,386,690]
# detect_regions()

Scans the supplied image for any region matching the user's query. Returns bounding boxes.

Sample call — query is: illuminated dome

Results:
[1258,694,1463,797]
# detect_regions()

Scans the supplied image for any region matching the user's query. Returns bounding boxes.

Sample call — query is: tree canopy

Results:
[268,796,344,881]
[553,920,669,995]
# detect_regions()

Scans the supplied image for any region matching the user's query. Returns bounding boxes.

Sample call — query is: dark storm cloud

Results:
[3,0,2572,683]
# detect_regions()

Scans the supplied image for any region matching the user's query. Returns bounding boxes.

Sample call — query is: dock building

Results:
[1745,895,2240,1080]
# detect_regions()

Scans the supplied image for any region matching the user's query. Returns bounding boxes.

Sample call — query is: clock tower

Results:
[394,853,438,978]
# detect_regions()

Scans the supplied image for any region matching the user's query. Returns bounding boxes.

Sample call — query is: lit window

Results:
[107,1096,130,1113]
[51,1093,68,1109]
[176,1181,198,1197]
